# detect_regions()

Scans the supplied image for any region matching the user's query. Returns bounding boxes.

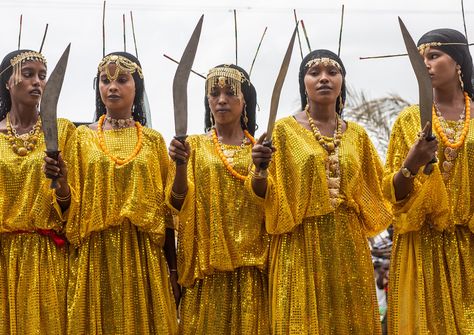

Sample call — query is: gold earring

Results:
[457,68,464,91]
[338,94,344,114]
[242,105,249,127]
[210,113,215,127]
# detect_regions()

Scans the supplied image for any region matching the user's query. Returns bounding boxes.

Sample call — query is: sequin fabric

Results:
[383,105,474,334]
[0,118,75,334]
[264,117,390,334]
[66,126,178,334]
[166,134,270,334]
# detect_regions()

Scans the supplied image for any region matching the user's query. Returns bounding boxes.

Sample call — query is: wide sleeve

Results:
[50,119,77,222]
[262,120,333,235]
[63,126,83,246]
[382,107,450,233]
[354,129,392,237]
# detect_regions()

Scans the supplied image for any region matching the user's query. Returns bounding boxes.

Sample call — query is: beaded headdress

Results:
[1,51,47,86]
[206,65,250,96]
[97,54,143,81]
[305,57,342,71]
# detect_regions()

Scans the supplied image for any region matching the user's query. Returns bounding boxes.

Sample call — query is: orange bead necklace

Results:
[432,91,471,149]
[211,127,256,181]
[97,114,143,165]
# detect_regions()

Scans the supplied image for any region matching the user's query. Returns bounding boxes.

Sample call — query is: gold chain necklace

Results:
[105,115,135,129]
[6,113,41,156]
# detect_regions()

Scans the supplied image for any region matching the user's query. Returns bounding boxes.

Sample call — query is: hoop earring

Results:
[458,68,464,91]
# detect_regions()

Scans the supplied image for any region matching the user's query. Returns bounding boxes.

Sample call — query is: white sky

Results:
[0,0,471,143]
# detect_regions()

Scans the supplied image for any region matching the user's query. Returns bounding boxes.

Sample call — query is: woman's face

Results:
[98,63,136,113]
[304,62,343,107]
[7,61,47,107]
[422,48,459,90]
[207,84,245,128]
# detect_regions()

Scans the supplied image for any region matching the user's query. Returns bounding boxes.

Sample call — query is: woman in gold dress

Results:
[168,64,270,334]
[65,52,178,334]
[383,28,474,334]
[0,49,75,334]
[251,49,391,334]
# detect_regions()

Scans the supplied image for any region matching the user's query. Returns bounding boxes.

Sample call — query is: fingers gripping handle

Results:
[423,134,437,175]
[259,139,272,170]
[174,135,188,166]
[45,150,60,189]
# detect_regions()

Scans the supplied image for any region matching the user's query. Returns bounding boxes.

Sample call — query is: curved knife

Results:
[398,17,436,174]
[173,15,204,164]
[260,25,298,169]
[40,43,71,188]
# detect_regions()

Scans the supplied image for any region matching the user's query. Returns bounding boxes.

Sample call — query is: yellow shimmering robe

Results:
[263,117,391,334]
[66,125,178,335]
[383,105,474,335]
[166,134,270,335]
[0,118,75,335]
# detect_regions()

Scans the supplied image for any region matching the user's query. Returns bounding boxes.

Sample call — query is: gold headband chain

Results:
[206,65,250,96]
[97,54,144,81]
[417,42,468,55]
[305,57,342,71]
[0,51,47,85]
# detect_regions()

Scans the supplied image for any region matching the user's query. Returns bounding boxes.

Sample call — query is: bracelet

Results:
[170,269,178,273]
[55,191,71,202]
[171,189,187,200]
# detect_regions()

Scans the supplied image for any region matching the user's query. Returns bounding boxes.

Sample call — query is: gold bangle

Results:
[171,189,187,200]
[55,191,71,202]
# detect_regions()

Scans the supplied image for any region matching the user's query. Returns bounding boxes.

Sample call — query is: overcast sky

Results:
[0,0,471,142]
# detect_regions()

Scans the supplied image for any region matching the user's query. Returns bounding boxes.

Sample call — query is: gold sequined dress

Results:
[263,117,390,334]
[166,134,270,335]
[383,105,474,334]
[66,125,178,334]
[0,118,75,335]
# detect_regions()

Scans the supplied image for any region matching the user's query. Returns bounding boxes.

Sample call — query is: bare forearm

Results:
[393,171,415,201]
[170,164,188,210]
[164,228,177,271]
[251,169,268,198]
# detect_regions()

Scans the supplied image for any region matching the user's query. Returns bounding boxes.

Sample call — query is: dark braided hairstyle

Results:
[0,49,47,121]
[204,64,257,136]
[94,51,147,126]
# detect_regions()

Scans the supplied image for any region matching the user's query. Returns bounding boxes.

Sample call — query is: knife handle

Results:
[259,139,273,170]
[45,150,61,189]
[174,135,188,166]
[423,134,437,175]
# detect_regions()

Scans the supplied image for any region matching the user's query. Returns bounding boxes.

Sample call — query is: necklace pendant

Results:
[325,142,335,152]
[223,149,235,158]
[444,147,458,161]
[442,172,450,181]
[17,147,28,156]
[442,160,454,172]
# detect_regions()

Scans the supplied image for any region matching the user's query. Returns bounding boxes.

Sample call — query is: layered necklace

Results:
[305,105,343,208]
[97,114,143,165]
[6,113,41,156]
[432,91,471,180]
[211,127,256,181]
